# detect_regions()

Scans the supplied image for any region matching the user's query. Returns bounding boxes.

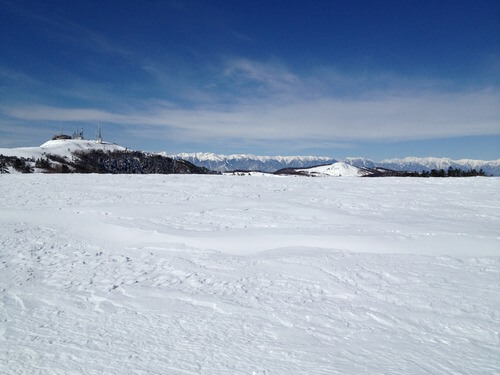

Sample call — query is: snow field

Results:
[1,175,499,374]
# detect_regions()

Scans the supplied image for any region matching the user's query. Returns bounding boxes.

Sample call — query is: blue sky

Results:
[0,0,499,159]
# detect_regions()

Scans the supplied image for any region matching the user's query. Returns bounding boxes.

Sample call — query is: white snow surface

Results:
[1,175,499,374]
[296,162,365,177]
[0,139,125,160]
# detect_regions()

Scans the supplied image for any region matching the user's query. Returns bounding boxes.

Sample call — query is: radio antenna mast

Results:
[97,123,102,144]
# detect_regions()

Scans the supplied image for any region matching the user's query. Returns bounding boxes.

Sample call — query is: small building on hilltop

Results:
[51,125,104,142]
[51,134,72,140]
[72,128,84,140]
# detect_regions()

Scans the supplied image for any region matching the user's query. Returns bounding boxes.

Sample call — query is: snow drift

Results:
[1,175,499,374]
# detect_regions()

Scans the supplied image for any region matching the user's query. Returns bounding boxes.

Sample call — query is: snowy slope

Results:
[0,139,126,160]
[169,152,337,172]
[1,175,499,374]
[296,162,366,177]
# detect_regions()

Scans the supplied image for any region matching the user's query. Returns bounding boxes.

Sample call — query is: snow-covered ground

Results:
[1,175,499,374]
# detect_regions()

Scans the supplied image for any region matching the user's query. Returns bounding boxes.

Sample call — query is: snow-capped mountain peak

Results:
[169,152,337,172]
[372,156,500,175]
[169,153,500,175]
[343,157,376,169]
[2,140,499,175]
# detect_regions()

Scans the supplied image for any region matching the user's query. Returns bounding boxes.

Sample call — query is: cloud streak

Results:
[2,57,499,150]
[3,88,499,143]
[224,58,300,94]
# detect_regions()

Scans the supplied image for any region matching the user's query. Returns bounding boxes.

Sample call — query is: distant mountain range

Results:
[347,157,500,176]
[172,153,500,176]
[1,140,498,176]
[168,152,337,173]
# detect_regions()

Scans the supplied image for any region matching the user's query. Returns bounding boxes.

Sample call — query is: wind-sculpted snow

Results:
[1,175,499,374]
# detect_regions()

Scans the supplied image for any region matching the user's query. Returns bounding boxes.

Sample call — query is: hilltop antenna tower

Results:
[97,123,102,144]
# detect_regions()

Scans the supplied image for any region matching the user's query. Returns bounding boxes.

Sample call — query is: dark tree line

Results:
[72,150,214,174]
[0,159,8,174]
[34,157,71,173]
[0,152,490,177]
[1,151,215,174]
[0,155,34,173]
[388,167,487,177]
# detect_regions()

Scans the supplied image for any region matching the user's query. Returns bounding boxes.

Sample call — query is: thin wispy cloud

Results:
[2,56,499,148]
[3,83,498,144]
[224,58,301,95]
[0,66,40,85]
[229,30,254,43]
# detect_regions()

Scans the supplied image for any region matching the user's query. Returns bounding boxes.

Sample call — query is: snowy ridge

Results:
[374,156,500,176]
[2,142,499,175]
[343,156,500,176]
[0,139,125,160]
[168,152,337,172]
[172,152,335,163]
[343,157,376,169]
[0,140,210,175]
[169,152,500,175]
